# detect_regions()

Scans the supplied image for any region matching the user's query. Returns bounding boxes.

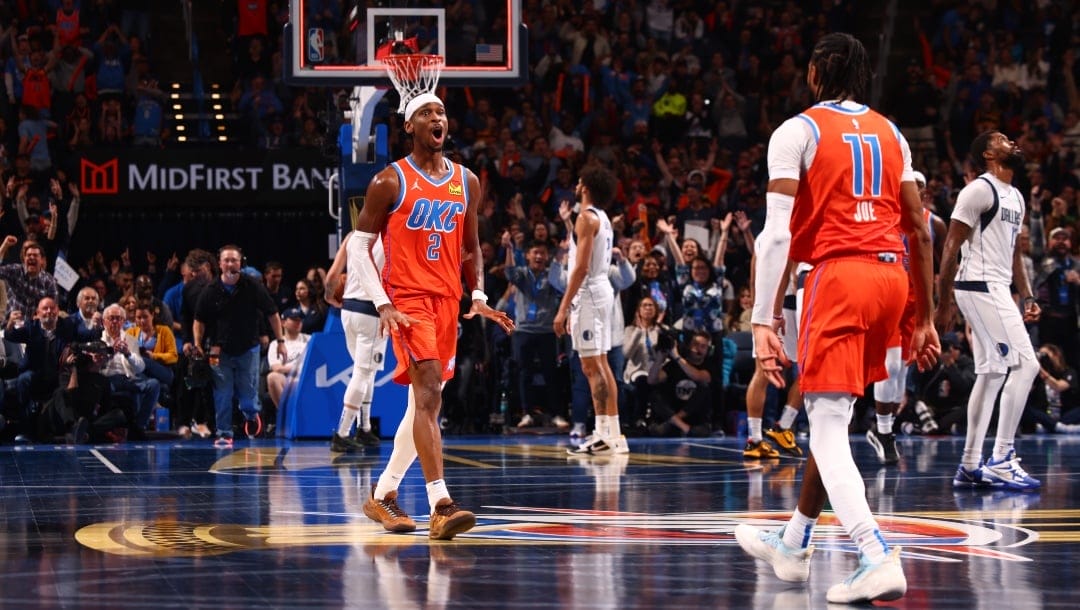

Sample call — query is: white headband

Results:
[912,170,926,187]
[404,93,444,121]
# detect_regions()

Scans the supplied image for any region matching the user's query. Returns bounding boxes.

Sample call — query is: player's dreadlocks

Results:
[809,33,872,103]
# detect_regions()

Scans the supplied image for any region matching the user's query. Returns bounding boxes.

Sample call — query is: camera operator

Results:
[645,329,715,437]
[36,341,113,443]
[909,333,976,435]
[1022,343,1078,433]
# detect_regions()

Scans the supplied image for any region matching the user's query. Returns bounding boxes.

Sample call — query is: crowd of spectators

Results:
[0,0,1076,444]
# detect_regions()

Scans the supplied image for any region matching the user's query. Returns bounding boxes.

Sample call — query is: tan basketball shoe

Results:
[363,486,417,533]
[428,501,477,540]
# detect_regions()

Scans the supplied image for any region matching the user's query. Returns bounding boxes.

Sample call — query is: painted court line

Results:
[90,449,123,474]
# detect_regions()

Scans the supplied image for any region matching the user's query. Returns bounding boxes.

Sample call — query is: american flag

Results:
[475,44,503,62]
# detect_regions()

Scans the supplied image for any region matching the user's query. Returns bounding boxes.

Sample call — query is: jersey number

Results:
[841,133,882,197]
[426,234,441,260]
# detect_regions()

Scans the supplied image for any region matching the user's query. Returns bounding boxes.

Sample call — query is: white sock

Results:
[779,405,799,430]
[595,415,612,439]
[853,525,890,563]
[360,401,373,431]
[876,413,894,434]
[373,387,418,500]
[609,414,622,437]
[748,417,763,442]
[783,507,818,550]
[962,372,1006,469]
[360,379,376,431]
[426,479,450,515]
[806,392,888,562]
[337,405,358,437]
[374,471,405,501]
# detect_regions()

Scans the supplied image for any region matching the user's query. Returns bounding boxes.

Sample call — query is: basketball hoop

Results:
[382,54,444,114]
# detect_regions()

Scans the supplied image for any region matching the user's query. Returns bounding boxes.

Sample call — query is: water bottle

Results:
[498,391,509,432]
[154,405,170,432]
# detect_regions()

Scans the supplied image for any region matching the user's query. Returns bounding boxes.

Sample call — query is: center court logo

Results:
[74,507,1045,561]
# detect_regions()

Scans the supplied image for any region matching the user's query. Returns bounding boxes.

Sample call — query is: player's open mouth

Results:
[431,126,444,139]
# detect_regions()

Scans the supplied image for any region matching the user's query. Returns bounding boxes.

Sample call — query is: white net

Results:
[382,54,444,114]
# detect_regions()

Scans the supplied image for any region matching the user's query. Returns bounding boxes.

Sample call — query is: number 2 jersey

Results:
[770,101,913,265]
[381,156,469,301]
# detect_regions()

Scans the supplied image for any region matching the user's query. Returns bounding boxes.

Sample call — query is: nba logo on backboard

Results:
[308,28,324,63]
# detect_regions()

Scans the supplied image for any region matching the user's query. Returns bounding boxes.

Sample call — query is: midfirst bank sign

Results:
[79,150,334,205]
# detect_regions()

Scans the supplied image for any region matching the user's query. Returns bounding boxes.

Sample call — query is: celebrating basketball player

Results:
[935,131,1042,492]
[733,33,939,604]
[352,92,514,540]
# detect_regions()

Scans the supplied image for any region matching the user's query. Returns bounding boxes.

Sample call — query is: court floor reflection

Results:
[0,434,1076,608]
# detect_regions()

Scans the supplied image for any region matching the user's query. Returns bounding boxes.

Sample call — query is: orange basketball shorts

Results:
[388,294,460,385]
[894,287,917,361]
[797,256,907,397]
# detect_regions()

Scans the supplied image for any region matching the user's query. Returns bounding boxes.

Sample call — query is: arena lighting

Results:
[212,104,222,110]
[176,125,185,131]
[173,104,181,110]
[170,93,179,99]
[174,114,184,120]
[215,114,224,120]
[211,93,220,99]
[218,135,227,142]
[177,135,187,142]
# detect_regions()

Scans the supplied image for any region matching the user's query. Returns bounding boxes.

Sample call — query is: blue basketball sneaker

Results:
[952,463,994,489]
[981,450,1041,491]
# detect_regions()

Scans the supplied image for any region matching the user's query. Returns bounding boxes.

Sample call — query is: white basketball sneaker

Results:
[826,546,907,604]
[734,524,814,582]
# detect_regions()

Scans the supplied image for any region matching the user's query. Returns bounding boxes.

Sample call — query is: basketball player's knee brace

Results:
[873,346,905,404]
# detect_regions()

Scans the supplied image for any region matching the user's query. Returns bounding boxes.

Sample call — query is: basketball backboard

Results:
[284,0,526,88]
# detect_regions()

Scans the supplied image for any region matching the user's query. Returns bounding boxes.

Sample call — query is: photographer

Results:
[909,333,976,435]
[36,341,117,444]
[1022,343,1078,433]
[645,329,715,437]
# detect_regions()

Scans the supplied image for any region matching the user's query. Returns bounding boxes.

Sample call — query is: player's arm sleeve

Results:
[354,231,391,309]
[750,117,805,326]
[950,180,992,230]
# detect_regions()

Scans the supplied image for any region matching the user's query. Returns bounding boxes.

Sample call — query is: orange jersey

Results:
[381,156,469,301]
[790,104,906,265]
